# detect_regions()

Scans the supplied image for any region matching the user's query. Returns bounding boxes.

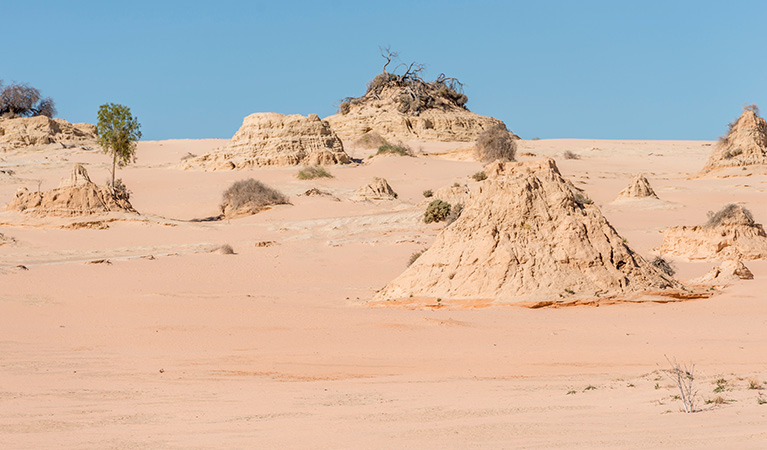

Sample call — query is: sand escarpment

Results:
[0,116,97,152]
[375,158,686,306]
[7,164,136,217]
[183,113,350,170]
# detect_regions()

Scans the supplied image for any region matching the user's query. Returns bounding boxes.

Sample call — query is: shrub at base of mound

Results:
[656,204,767,261]
[700,106,767,174]
[220,179,289,218]
[7,164,135,216]
[0,116,97,152]
[375,158,689,306]
[352,177,397,201]
[184,113,350,170]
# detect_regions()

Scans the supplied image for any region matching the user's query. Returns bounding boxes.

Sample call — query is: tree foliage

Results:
[96,103,142,191]
[475,123,516,162]
[0,80,56,118]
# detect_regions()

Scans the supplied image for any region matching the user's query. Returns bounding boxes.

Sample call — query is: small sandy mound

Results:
[656,204,767,261]
[616,174,659,200]
[0,232,16,246]
[431,184,470,206]
[353,177,398,201]
[0,116,97,152]
[183,113,350,170]
[6,164,136,216]
[690,259,754,285]
[375,158,685,306]
[701,107,767,174]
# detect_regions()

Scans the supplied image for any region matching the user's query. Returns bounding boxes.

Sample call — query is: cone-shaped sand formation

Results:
[7,164,136,216]
[701,107,767,173]
[0,116,97,152]
[326,78,506,143]
[656,204,767,261]
[353,177,398,200]
[184,113,350,170]
[616,174,659,200]
[690,259,754,286]
[375,159,685,306]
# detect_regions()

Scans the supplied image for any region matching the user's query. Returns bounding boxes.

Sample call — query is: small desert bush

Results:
[408,249,425,267]
[748,378,762,390]
[180,152,197,161]
[424,199,451,224]
[723,148,743,159]
[651,256,676,276]
[563,150,581,160]
[471,171,487,181]
[112,178,131,201]
[475,123,516,162]
[705,204,755,227]
[422,189,433,198]
[377,143,412,157]
[445,203,464,225]
[297,165,333,180]
[218,244,235,254]
[220,179,288,213]
[339,101,351,115]
[355,132,388,149]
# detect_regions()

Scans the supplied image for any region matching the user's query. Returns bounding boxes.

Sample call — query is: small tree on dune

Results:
[0,80,57,118]
[96,103,142,194]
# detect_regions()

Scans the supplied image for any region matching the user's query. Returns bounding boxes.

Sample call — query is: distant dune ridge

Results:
[657,204,767,261]
[0,116,97,151]
[182,113,350,170]
[375,158,685,306]
[7,164,136,216]
[701,106,767,173]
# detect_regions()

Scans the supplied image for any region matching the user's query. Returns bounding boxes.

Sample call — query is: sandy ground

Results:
[1,138,766,449]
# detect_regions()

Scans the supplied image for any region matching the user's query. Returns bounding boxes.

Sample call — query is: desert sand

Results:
[2,137,767,449]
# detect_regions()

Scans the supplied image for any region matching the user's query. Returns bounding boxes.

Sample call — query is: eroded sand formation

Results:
[375,158,685,306]
[0,116,97,151]
[353,177,398,201]
[7,164,136,216]
[690,259,754,285]
[701,107,767,174]
[616,174,659,200]
[183,113,350,170]
[656,204,767,261]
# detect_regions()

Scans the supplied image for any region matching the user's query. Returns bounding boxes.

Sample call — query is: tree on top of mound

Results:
[339,47,469,116]
[0,80,56,119]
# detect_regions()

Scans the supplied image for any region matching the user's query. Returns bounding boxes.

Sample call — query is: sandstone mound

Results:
[701,107,767,173]
[690,259,753,286]
[353,177,397,201]
[326,72,507,143]
[183,113,350,170]
[7,164,136,216]
[0,116,97,152]
[656,204,767,261]
[616,174,659,200]
[431,184,470,206]
[375,159,684,306]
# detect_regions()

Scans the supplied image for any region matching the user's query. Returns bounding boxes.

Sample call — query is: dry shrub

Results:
[0,81,56,118]
[220,179,288,214]
[445,203,464,225]
[408,249,425,267]
[475,123,516,162]
[422,189,433,198]
[424,199,451,224]
[471,171,487,181]
[705,204,755,227]
[217,244,235,254]
[563,150,581,160]
[651,256,676,276]
[355,132,388,148]
[297,165,333,180]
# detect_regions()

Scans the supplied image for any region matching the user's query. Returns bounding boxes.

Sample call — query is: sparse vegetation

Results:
[422,189,433,198]
[377,143,412,156]
[723,148,743,159]
[297,165,333,180]
[220,179,289,214]
[563,150,581,160]
[664,356,697,413]
[651,256,676,276]
[705,204,755,227]
[445,203,464,225]
[408,249,425,267]
[0,80,56,118]
[713,378,727,393]
[471,171,487,181]
[705,396,727,405]
[584,385,596,391]
[424,199,451,224]
[96,103,142,195]
[355,132,387,149]
[748,378,762,390]
[475,123,516,162]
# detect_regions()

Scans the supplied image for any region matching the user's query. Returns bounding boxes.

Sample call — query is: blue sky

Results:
[3,0,765,140]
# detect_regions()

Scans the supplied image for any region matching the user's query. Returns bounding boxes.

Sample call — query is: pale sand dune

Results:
[1,138,766,449]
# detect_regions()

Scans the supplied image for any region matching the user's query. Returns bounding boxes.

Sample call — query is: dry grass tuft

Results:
[476,124,516,162]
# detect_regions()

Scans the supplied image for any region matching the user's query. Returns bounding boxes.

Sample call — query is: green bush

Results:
[424,199,451,224]
[471,171,487,181]
[422,189,433,198]
[297,165,333,180]
[377,143,412,156]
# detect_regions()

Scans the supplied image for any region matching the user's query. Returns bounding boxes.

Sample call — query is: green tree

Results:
[96,103,141,193]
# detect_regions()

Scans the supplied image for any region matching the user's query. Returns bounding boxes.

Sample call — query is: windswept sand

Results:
[1,138,766,449]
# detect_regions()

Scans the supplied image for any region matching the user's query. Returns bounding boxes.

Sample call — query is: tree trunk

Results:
[111,150,117,196]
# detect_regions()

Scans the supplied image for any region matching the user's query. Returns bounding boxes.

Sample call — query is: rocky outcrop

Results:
[690,259,754,285]
[0,116,97,151]
[375,159,684,306]
[326,85,506,143]
[431,184,470,206]
[183,113,350,170]
[656,205,767,261]
[701,108,767,173]
[616,174,659,200]
[353,177,397,200]
[7,164,136,216]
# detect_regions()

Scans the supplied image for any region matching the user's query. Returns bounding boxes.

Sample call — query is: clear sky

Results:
[3,0,765,141]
